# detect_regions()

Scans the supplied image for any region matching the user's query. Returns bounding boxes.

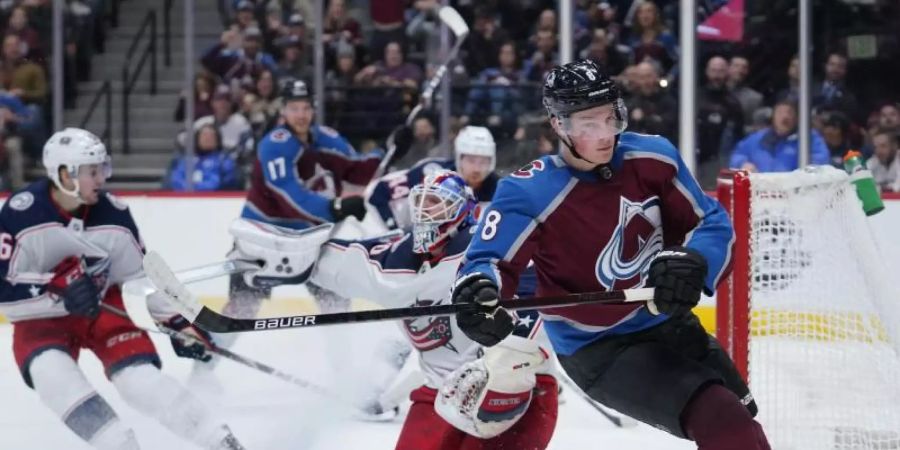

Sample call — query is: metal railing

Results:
[79,80,113,143]
[163,0,174,67]
[121,10,158,153]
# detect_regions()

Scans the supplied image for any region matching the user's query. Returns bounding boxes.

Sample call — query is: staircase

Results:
[61,0,223,191]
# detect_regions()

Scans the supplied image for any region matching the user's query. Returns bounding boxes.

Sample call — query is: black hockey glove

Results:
[163,315,214,362]
[451,274,515,347]
[646,246,708,317]
[386,124,413,166]
[330,196,367,222]
[48,256,103,318]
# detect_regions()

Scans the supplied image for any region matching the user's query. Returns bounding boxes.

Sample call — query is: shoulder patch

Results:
[317,125,340,139]
[510,160,546,179]
[105,192,128,211]
[8,192,33,211]
[270,129,291,143]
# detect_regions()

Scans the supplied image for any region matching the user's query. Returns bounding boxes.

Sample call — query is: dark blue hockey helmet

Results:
[542,59,624,119]
[280,78,312,103]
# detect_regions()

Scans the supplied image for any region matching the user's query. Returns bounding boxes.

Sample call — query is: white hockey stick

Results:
[374,5,470,178]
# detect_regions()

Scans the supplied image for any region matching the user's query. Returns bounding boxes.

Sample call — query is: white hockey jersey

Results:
[0,179,150,322]
[310,225,542,389]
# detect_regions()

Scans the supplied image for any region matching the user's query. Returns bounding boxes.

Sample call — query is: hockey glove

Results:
[48,256,103,318]
[163,315,215,362]
[386,124,414,166]
[452,274,515,347]
[646,246,708,317]
[330,196,367,222]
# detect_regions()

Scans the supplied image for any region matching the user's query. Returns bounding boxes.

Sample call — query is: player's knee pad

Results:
[30,350,135,446]
[435,336,550,439]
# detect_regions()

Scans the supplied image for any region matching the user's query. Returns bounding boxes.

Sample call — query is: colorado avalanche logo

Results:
[511,160,545,179]
[403,298,457,352]
[595,197,664,289]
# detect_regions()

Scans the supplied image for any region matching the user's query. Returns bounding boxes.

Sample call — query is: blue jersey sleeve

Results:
[259,133,334,223]
[655,140,735,293]
[459,175,543,298]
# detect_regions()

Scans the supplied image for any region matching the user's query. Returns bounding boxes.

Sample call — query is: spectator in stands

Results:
[0,34,46,105]
[729,99,829,173]
[866,128,900,192]
[192,85,253,153]
[6,6,43,63]
[325,42,357,105]
[166,124,240,191]
[0,89,42,184]
[775,55,799,103]
[273,34,310,80]
[174,72,216,122]
[233,1,258,31]
[461,41,528,139]
[246,69,280,139]
[697,55,744,188]
[369,0,405,63]
[728,55,763,133]
[355,41,422,89]
[820,112,853,167]
[812,52,860,123]
[526,28,558,82]
[579,28,628,79]
[875,102,900,138]
[323,0,362,61]
[624,61,677,142]
[202,26,276,82]
[626,0,678,76]
[464,6,510,76]
[408,115,438,161]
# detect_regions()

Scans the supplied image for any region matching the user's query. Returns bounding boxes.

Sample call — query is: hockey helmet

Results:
[43,127,111,199]
[280,78,312,103]
[543,59,627,138]
[408,170,477,254]
[454,126,496,176]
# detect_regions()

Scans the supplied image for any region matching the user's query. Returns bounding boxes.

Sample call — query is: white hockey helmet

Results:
[43,127,111,199]
[454,126,496,174]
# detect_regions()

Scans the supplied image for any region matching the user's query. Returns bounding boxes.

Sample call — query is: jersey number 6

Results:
[481,211,502,240]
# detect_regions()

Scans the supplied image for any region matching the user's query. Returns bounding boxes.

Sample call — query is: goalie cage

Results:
[716,166,900,449]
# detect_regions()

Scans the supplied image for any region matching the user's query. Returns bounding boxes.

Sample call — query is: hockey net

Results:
[716,166,900,449]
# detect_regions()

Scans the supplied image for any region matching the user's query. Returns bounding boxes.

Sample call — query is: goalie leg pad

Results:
[435,336,550,439]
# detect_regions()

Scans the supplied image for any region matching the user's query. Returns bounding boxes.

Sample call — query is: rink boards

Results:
[1,191,898,333]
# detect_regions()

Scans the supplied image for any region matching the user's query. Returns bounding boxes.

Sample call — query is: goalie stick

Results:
[373,5,469,179]
[143,251,656,334]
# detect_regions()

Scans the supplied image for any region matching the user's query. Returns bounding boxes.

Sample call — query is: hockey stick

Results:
[373,5,469,179]
[100,303,363,411]
[144,251,656,334]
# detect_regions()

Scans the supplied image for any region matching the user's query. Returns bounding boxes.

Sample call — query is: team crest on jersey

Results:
[403,298,457,352]
[511,160,545,179]
[8,192,33,211]
[595,196,663,290]
[270,129,291,143]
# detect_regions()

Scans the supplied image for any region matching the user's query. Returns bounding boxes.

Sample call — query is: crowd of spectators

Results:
[163,0,900,193]
[0,0,107,190]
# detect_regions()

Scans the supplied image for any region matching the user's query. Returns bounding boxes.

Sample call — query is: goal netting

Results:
[716,166,900,449]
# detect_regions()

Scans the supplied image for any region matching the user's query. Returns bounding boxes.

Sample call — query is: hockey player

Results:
[0,128,245,449]
[451,60,771,448]
[367,125,499,231]
[226,170,558,449]
[221,78,413,322]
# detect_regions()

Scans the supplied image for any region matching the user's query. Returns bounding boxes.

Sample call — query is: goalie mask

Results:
[409,170,476,254]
